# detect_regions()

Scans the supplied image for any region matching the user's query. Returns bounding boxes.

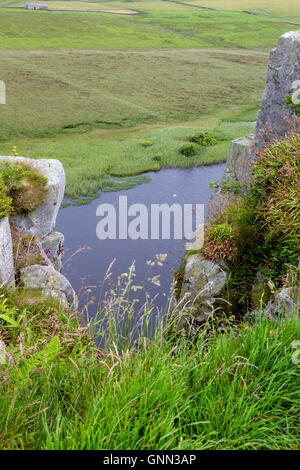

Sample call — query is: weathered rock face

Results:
[41,231,64,272]
[0,156,65,239]
[0,217,15,288]
[208,135,254,222]
[20,264,78,310]
[253,30,300,154]
[263,286,299,318]
[179,254,228,323]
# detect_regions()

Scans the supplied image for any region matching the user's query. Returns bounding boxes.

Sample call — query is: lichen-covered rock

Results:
[179,254,227,322]
[41,231,64,271]
[0,156,65,239]
[0,217,15,288]
[20,264,78,310]
[208,135,254,222]
[253,30,300,154]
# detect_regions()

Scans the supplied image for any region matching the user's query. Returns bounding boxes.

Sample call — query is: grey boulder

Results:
[20,264,78,310]
[179,254,228,323]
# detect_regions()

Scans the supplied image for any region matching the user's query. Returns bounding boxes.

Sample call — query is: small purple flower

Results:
[45,249,51,255]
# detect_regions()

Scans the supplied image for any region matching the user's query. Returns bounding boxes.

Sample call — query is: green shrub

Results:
[179,142,197,157]
[0,162,48,215]
[187,130,217,146]
[208,221,233,244]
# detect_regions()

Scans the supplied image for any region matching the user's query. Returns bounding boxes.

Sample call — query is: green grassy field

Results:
[0,48,267,138]
[0,5,298,49]
[0,0,299,201]
[182,0,300,19]
[0,45,265,199]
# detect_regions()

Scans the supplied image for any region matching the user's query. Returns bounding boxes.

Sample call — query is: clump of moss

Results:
[203,132,300,313]
[0,162,48,216]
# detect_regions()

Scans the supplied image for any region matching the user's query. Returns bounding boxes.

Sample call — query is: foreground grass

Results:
[0,290,299,450]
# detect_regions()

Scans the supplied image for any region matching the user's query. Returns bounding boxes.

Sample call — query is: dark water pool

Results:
[56,164,225,319]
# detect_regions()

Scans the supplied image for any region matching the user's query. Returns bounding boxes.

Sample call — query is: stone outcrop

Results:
[177,254,227,324]
[253,30,300,154]
[20,264,78,310]
[0,156,65,239]
[222,135,254,183]
[0,217,15,288]
[0,155,76,311]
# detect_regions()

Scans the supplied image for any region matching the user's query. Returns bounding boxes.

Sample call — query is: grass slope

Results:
[0,46,264,200]
[0,48,267,139]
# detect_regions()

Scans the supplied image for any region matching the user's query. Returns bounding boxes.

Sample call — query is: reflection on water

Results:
[56,164,225,320]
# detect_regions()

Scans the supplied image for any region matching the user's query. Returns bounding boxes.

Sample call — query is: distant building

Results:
[24,3,48,9]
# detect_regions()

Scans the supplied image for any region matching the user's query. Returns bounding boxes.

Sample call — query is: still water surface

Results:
[56,164,225,318]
